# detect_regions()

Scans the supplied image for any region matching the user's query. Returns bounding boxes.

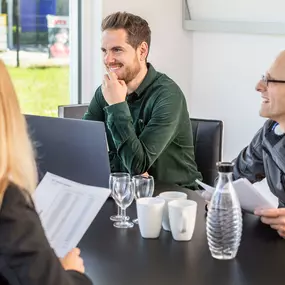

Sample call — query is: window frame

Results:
[70,0,103,104]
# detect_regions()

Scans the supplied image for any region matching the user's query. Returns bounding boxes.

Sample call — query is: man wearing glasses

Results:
[233,50,285,238]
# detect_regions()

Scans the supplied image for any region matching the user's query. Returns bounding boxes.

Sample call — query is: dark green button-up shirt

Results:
[83,63,202,189]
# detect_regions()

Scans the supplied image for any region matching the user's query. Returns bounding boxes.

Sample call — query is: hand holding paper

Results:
[254,208,285,238]
[232,178,278,213]
[60,248,85,273]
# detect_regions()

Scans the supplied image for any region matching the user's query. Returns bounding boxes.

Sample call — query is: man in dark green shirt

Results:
[83,12,202,189]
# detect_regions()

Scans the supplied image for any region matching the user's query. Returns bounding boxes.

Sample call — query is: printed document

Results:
[33,172,111,257]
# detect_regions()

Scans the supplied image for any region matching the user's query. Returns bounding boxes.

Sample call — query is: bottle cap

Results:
[216,162,234,173]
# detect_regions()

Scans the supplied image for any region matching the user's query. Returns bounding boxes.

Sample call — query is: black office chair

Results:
[190,118,223,186]
[58,104,88,119]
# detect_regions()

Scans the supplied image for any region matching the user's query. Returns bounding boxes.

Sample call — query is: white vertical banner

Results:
[7,0,13,49]
[69,0,104,104]
[69,0,79,104]
[81,0,103,103]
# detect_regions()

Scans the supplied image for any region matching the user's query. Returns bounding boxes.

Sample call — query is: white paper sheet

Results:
[232,178,278,212]
[196,178,278,213]
[33,172,111,258]
[252,178,278,209]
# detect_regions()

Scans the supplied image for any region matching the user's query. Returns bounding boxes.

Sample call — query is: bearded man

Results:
[83,12,202,189]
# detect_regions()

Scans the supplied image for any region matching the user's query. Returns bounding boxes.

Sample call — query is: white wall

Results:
[188,0,285,161]
[191,33,285,160]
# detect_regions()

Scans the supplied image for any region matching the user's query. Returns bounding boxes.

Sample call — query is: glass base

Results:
[113,221,134,228]
[132,218,138,224]
[110,215,130,222]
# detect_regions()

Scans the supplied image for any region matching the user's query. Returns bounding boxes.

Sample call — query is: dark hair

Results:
[101,12,151,54]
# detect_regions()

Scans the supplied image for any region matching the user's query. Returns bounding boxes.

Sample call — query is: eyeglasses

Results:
[262,75,285,86]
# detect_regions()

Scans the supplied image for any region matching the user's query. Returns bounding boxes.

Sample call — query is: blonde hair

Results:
[0,60,37,201]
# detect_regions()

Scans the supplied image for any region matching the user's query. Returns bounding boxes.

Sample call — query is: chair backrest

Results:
[25,114,110,188]
[190,118,223,186]
[58,104,88,119]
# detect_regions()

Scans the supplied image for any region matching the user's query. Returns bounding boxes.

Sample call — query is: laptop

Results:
[25,115,110,188]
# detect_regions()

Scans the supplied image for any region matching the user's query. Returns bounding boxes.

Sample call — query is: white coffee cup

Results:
[158,191,187,231]
[137,197,165,239]
[168,200,197,241]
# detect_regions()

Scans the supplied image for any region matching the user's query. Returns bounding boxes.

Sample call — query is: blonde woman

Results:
[0,60,92,285]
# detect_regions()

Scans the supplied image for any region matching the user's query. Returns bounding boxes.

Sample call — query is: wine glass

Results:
[113,179,135,228]
[133,175,154,224]
[109,173,130,222]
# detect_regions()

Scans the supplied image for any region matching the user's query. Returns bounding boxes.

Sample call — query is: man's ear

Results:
[139,42,148,62]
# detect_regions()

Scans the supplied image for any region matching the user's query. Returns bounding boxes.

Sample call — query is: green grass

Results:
[8,66,70,117]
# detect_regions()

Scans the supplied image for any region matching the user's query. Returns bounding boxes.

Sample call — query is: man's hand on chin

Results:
[255,208,285,238]
[102,71,127,105]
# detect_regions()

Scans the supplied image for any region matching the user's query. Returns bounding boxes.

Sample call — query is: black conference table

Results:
[78,182,285,285]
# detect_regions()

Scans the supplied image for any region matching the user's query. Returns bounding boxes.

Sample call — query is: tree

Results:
[13,0,19,67]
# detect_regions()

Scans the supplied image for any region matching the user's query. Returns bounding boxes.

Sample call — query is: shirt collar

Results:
[127,63,157,101]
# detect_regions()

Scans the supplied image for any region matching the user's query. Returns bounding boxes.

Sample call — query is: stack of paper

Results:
[33,172,111,258]
[196,178,278,213]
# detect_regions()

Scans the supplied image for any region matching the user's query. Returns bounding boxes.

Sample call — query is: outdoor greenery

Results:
[8,66,70,117]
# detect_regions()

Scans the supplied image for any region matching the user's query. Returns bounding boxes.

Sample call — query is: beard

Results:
[109,57,141,84]
[121,60,141,84]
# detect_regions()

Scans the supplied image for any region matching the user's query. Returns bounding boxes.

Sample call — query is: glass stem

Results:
[121,208,126,223]
[117,205,121,217]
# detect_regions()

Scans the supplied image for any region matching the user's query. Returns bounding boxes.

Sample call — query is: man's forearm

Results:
[104,98,180,175]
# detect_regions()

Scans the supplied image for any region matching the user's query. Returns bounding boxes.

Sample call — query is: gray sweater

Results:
[233,120,285,206]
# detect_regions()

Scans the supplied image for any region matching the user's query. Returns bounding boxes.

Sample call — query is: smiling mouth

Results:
[262,97,269,104]
[108,65,123,72]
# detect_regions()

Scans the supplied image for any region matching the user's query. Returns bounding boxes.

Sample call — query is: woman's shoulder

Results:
[2,183,33,207]
[0,183,35,228]
[0,183,49,254]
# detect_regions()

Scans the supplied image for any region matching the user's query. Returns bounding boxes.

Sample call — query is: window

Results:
[0,0,79,117]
